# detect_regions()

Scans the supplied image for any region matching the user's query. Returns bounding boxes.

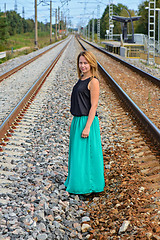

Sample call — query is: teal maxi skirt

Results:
[65,116,105,194]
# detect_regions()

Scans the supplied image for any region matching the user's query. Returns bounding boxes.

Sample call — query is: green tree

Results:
[135,1,148,35]
[0,12,9,41]
[22,18,28,33]
[26,19,34,32]
[100,3,132,39]
[6,11,23,35]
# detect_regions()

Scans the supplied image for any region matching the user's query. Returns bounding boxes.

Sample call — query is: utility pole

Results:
[22,6,25,19]
[109,0,113,40]
[55,8,57,41]
[88,20,90,41]
[97,4,100,43]
[86,26,87,39]
[50,0,52,43]
[61,11,63,30]
[147,0,156,65]
[158,10,160,46]
[4,3,6,17]
[92,11,94,42]
[34,0,38,48]
[58,6,60,38]
[65,16,67,35]
[14,0,17,12]
[145,2,160,64]
[83,27,85,38]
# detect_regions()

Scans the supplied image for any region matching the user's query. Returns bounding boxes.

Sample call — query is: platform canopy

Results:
[112,15,141,43]
[112,16,141,23]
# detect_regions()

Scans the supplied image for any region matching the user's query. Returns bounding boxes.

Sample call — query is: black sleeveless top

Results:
[70,77,98,116]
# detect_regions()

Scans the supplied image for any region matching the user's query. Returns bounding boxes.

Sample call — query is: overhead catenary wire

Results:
[0,1,144,28]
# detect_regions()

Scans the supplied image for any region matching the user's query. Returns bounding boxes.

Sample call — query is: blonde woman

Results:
[65,51,105,195]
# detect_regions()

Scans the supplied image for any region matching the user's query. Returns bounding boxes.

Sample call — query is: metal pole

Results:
[61,11,63,32]
[50,0,52,43]
[55,8,57,41]
[109,0,113,40]
[146,1,156,65]
[92,11,94,42]
[58,6,60,38]
[147,8,150,64]
[34,0,38,48]
[83,27,85,38]
[22,6,25,19]
[97,4,100,43]
[14,0,17,12]
[86,26,87,39]
[158,10,160,45]
[65,16,67,35]
[4,3,6,17]
[123,7,134,43]
[88,20,90,41]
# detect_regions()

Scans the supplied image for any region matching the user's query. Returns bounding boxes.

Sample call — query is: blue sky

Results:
[0,0,144,27]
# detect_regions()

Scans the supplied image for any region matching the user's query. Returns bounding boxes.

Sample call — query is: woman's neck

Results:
[81,72,92,80]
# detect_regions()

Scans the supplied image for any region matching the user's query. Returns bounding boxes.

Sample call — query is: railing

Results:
[0,52,6,59]
[126,48,141,58]
[105,34,146,45]
[104,33,160,53]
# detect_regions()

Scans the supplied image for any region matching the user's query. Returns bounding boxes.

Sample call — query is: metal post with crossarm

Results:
[147,0,156,65]
[146,1,160,65]
[109,0,113,40]
[92,11,94,42]
[97,3,100,43]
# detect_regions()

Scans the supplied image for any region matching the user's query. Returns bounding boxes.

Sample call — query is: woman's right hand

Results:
[69,118,72,132]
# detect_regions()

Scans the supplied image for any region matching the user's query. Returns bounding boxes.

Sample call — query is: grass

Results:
[0,31,66,64]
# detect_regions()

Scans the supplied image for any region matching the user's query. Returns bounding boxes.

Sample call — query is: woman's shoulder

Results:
[88,77,99,90]
[90,77,99,84]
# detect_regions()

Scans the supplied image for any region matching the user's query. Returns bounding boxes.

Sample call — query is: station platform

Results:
[101,40,144,58]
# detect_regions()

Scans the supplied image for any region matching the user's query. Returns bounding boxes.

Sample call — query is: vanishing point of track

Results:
[0,35,159,239]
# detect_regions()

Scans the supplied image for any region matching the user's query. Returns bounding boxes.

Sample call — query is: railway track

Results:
[80,37,160,87]
[76,36,160,239]
[0,35,159,239]
[78,37,160,136]
[0,39,65,83]
[0,37,71,148]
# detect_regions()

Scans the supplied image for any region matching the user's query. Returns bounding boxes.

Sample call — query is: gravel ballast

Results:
[0,36,159,240]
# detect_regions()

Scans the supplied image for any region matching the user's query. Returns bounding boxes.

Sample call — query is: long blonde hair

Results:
[77,51,99,79]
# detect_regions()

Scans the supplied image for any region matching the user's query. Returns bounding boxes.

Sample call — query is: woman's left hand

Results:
[81,127,90,138]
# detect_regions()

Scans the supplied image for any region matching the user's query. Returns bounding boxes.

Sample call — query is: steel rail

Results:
[77,36,160,145]
[79,37,160,87]
[0,39,66,83]
[0,39,70,145]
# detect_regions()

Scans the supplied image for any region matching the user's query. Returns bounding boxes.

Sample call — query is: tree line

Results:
[87,0,160,40]
[0,10,55,43]
[0,0,160,44]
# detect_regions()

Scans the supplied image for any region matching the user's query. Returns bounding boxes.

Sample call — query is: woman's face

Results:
[79,56,91,75]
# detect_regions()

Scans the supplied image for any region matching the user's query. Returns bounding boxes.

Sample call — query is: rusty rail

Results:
[0,39,65,83]
[0,40,69,147]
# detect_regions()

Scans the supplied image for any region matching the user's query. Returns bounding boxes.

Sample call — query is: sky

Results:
[0,0,144,28]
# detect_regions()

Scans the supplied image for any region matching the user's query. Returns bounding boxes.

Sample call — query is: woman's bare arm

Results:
[81,78,99,138]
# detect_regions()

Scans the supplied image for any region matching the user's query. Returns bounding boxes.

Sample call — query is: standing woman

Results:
[65,51,105,195]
